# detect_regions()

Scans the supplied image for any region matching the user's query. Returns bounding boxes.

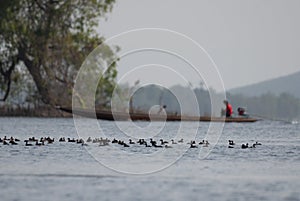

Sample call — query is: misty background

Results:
[98,0,300,90]
[98,0,300,120]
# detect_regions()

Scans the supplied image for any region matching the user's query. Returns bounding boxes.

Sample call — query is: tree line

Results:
[227,92,300,120]
[0,0,118,108]
[125,84,300,120]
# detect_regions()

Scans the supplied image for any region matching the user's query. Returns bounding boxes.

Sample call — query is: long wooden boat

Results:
[58,107,258,123]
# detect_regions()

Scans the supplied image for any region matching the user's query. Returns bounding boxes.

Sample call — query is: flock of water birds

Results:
[0,135,262,149]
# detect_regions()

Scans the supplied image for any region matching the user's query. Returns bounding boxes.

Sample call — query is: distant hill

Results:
[229,71,300,98]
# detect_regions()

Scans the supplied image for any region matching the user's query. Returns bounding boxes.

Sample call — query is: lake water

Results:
[0,117,299,201]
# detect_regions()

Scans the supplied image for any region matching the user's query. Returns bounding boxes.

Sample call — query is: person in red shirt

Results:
[223,100,233,117]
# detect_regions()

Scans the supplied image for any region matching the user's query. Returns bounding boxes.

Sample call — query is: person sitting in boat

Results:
[237,107,249,117]
[158,105,167,114]
[223,100,233,117]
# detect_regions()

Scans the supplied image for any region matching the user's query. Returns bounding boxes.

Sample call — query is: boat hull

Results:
[58,107,258,123]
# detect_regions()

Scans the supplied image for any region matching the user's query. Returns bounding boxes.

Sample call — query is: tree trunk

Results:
[18,48,55,106]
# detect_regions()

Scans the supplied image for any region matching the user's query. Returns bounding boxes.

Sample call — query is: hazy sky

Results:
[97,0,300,91]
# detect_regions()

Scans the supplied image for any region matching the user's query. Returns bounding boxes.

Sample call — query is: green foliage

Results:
[95,61,118,108]
[0,0,117,107]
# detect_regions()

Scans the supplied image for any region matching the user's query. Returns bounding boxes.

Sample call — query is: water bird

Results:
[249,144,256,148]
[137,139,144,144]
[129,139,135,144]
[153,144,163,148]
[187,141,196,145]
[59,137,65,142]
[203,141,209,147]
[171,140,177,144]
[9,140,18,145]
[24,140,33,146]
[35,141,44,146]
[241,143,248,149]
[137,139,146,145]
[112,138,118,143]
[165,144,172,148]
[46,137,54,143]
[123,143,130,147]
[68,138,76,142]
[28,137,37,142]
[255,141,262,145]
[10,136,19,142]
[76,139,84,144]
[228,140,235,145]
[86,137,92,142]
[47,139,54,144]
[190,143,198,148]
[199,140,205,145]
[178,139,184,143]
[3,140,9,145]
[160,139,168,145]
[150,139,157,146]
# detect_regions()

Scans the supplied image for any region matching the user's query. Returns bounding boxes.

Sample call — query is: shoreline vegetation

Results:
[1,88,300,120]
[0,106,71,118]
